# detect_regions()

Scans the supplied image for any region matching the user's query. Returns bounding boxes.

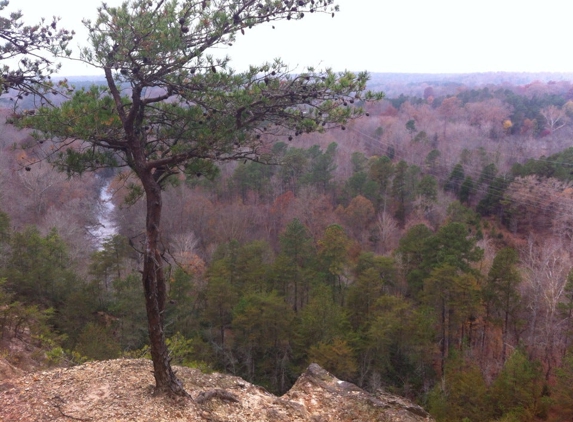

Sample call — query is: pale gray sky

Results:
[12,0,573,76]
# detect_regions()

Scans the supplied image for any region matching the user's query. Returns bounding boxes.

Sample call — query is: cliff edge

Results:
[0,358,432,421]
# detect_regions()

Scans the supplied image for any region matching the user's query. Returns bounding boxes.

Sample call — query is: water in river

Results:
[93,179,117,249]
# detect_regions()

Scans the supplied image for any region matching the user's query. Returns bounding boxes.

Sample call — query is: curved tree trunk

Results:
[140,170,187,396]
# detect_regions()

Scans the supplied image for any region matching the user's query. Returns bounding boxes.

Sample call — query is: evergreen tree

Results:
[477,176,511,218]
[478,162,497,186]
[295,284,350,353]
[229,240,273,293]
[0,278,57,352]
[558,269,573,354]
[347,252,395,329]
[165,267,201,339]
[445,163,465,195]
[405,119,417,139]
[397,222,482,299]
[317,224,352,305]
[417,175,438,204]
[458,176,475,204]
[490,350,547,421]
[89,234,134,307]
[553,349,573,420]
[0,210,9,243]
[308,337,358,381]
[344,162,378,203]
[278,147,308,195]
[108,273,148,351]
[276,218,316,312]
[75,322,121,361]
[427,354,490,422]
[230,161,274,202]
[368,155,394,211]
[395,223,433,296]
[203,259,240,351]
[425,149,441,175]
[232,291,295,392]
[302,142,338,193]
[363,295,414,382]
[4,227,78,309]
[392,160,408,227]
[422,265,481,375]
[350,151,368,173]
[0,1,73,98]
[485,247,522,361]
[20,0,381,395]
[421,222,483,276]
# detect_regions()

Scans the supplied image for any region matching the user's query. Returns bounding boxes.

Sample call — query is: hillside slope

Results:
[0,358,431,422]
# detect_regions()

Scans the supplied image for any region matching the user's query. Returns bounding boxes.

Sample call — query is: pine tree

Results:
[0,1,73,99]
[19,0,382,395]
[392,160,408,227]
[277,218,316,312]
[317,224,352,305]
[445,163,465,195]
[553,350,573,420]
[458,176,475,204]
[490,349,546,421]
[485,247,521,362]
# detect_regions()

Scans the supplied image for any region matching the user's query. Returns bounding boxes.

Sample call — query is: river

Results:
[93,179,117,249]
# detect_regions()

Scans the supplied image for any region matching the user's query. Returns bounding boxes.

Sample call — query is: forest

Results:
[3,74,573,421]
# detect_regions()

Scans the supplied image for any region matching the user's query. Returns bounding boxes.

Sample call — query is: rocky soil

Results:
[0,358,433,422]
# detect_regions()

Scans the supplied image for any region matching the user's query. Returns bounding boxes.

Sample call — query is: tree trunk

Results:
[140,170,187,396]
[440,298,447,378]
[502,308,509,362]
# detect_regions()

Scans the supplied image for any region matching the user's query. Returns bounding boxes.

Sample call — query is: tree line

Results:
[3,0,573,416]
[4,134,573,420]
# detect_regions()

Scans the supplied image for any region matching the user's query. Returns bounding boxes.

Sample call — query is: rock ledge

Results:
[0,358,432,421]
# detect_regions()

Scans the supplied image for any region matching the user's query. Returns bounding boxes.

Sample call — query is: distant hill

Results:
[4,72,573,110]
[367,72,573,97]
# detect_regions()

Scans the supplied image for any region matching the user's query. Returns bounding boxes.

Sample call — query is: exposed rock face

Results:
[284,363,432,422]
[0,359,433,422]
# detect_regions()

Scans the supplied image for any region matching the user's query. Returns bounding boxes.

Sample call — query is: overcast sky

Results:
[13,0,573,76]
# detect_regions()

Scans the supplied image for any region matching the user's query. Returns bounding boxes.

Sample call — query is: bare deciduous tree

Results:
[521,237,573,377]
[540,105,567,132]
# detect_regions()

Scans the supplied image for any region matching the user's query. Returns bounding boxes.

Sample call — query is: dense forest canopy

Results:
[3,0,573,419]
[3,72,573,419]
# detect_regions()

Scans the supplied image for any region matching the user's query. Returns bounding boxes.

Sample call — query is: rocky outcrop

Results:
[0,358,433,421]
[283,363,431,422]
